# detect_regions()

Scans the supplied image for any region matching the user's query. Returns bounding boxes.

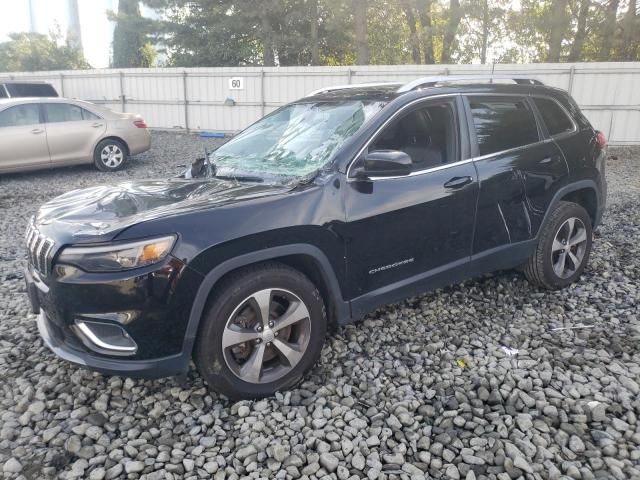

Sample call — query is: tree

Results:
[353,0,369,64]
[417,0,435,63]
[0,32,90,72]
[402,0,422,64]
[440,0,463,63]
[548,0,570,61]
[310,0,320,65]
[112,0,156,67]
[568,0,591,61]
[598,0,621,60]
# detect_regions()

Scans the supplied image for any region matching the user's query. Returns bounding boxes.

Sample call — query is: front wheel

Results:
[194,263,327,400]
[524,201,592,289]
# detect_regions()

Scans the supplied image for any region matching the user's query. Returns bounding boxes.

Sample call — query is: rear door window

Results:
[0,104,41,127]
[0,85,7,98]
[533,97,575,136]
[44,103,85,123]
[468,96,540,156]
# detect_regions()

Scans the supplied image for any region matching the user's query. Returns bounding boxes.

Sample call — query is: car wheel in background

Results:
[524,201,593,289]
[195,263,327,400]
[94,139,128,172]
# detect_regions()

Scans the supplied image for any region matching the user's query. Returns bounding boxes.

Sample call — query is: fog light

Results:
[74,320,137,356]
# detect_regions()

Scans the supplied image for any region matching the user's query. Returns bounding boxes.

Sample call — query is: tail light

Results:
[133,120,147,129]
[596,131,606,148]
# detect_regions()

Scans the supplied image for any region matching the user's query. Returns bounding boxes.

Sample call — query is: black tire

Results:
[94,138,128,172]
[524,201,593,289]
[194,262,327,400]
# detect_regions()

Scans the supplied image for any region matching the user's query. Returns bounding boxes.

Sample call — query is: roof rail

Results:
[397,75,543,93]
[306,81,401,97]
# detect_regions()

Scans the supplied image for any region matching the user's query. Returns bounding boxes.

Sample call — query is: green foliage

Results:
[0,32,90,72]
[111,0,157,67]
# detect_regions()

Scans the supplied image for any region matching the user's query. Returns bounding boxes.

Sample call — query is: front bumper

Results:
[36,310,188,379]
[24,254,202,379]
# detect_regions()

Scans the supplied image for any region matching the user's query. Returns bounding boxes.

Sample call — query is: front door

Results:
[342,97,478,311]
[0,103,50,172]
[43,103,106,164]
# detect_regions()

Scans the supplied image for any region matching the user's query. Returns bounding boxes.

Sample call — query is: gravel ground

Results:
[1,132,639,480]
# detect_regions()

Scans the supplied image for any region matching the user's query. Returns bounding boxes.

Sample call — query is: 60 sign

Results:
[229,77,244,90]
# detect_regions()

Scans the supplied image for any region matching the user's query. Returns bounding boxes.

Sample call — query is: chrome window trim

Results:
[367,157,475,181]
[345,93,461,182]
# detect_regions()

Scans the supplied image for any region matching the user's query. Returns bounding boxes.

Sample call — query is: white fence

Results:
[3,63,640,145]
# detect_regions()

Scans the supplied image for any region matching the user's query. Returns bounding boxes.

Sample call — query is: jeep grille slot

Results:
[25,223,55,275]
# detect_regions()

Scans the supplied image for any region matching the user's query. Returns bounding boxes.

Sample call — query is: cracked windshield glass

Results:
[210,100,387,182]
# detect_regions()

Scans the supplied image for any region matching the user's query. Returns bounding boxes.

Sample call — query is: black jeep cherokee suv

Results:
[25,76,607,399]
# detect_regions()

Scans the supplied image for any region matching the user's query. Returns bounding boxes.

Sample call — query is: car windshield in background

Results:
[210,100,387,183]
[5,83,58,97]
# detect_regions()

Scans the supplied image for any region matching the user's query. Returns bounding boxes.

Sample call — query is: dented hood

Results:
[35,177,291,243]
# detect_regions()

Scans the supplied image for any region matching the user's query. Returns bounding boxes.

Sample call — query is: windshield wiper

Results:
[214,175,264,183]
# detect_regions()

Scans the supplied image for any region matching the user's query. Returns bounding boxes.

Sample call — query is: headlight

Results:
[57,235,176,272]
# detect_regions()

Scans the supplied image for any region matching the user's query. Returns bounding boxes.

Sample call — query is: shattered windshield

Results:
[210,100,386,182]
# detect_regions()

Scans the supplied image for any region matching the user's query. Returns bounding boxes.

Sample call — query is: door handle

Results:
[444,176,473,189]
[91,123,104,128]
[31,128,44,134]
[539,155,562,165]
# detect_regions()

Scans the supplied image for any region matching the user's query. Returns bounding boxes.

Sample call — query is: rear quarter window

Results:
[468,96,540,156]
[533,97,575,136]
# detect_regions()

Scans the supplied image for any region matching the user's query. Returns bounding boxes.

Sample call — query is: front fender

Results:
[181,243,350,358]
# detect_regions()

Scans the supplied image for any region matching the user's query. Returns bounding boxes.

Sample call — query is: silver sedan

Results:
[0,97,151,173]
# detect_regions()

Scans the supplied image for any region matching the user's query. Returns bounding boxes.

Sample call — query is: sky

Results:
[0,0,153,68]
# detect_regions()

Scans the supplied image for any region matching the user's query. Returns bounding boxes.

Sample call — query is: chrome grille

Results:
[25,222,55,275]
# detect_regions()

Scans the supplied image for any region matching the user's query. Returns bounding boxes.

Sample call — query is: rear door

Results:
[465,95,568,257]
[43,103,106,164]
[0,102,50,171]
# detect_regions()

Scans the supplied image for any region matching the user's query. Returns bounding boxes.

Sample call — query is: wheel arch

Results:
[559,186,598,226]
[181,244,350,358]
[94,136,130,156]
[542,180,601,233]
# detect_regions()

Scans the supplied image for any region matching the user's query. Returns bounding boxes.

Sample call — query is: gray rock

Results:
[3,458,22,474]
[569,435,586,453]
[445,464,460,479]
[319,452,339,472]
[124,461,145,474]
[352,452,366,470]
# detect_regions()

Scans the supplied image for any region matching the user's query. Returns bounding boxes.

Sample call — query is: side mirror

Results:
[355,150,412,179]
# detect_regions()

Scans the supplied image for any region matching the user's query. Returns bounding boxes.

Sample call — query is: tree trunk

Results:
[440,0,462,64]
[402,0,421,64]
[568,0,590,62]
[616,0,637,60]
[480,0,489,64]
[310,0,320,65]
[548,0,569,62]
[353,0,368,64]
[260,10,275,66]
[417,0,434,64]
[598,0,620,60]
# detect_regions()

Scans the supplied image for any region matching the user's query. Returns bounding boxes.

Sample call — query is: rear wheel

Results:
[524,201,592,289]
[194,263,327,399]
[94,139,128,172]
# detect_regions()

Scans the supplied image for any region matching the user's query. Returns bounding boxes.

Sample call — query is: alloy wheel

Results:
[551,217,588,279]
[101,145,124,168]
[221,288,312,384]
